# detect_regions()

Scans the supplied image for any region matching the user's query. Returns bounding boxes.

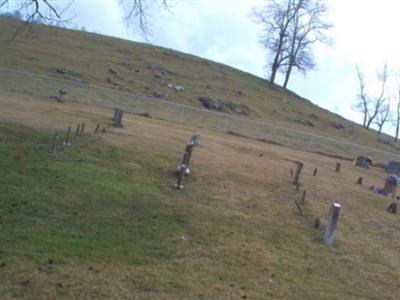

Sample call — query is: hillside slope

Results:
[0,17,398,154]
[1,92,400,299]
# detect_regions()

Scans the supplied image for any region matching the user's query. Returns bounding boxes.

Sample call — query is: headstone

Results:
[58,89,67,102]
[387,202,398,214]
[354,155,372,168]
[324,202,341,246]
[63,126,71,146]
[112,106,120,121]
[336,162,341,173]
[384,174,398,195]
[293,161,304,185]
[357,177,363,185]
[113,107,124,127]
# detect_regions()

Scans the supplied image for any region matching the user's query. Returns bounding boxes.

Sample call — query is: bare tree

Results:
[392,76,400,142]
[354,64,389,130]
[374,98,391,135]
[354,65,369,127]
[0,0,170,36]
[254,0,331,88]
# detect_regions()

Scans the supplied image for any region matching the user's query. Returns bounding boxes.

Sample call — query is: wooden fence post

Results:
[75,123,81,138]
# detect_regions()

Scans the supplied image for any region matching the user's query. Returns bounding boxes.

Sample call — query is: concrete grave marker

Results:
[324,202,341,246]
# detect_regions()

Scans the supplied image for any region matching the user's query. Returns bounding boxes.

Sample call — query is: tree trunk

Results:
[283,65,292,88]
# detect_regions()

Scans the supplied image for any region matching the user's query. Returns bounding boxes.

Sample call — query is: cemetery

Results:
[1,90,400,299]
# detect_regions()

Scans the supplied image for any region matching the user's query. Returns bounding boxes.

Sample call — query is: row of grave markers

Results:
[291,160,341,246]
[291,159,399,246]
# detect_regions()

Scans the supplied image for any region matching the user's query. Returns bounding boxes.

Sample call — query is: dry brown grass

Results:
[1,91,400,299]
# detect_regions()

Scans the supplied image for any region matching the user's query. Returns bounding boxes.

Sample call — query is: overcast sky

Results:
[6,0,400,134]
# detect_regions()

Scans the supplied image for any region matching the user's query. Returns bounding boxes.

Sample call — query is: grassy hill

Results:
[0,17,398,154]
[1,17,400,299]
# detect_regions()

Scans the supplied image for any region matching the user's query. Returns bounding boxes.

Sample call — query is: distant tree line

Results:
[354,64,400,142]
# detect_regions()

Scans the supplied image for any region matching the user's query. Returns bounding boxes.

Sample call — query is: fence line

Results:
[1,66,400,163]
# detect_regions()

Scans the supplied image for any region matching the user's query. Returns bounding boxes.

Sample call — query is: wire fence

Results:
[1,67,400,163]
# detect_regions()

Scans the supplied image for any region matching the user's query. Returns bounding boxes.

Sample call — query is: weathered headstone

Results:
[336,162,341,173]
[113,107,124,127]
[324,202,341,246]
[384,174,398,195]
[293,161,304,185]
[357,177,363,185]
[112,106,120,121]
[63,126,71,146]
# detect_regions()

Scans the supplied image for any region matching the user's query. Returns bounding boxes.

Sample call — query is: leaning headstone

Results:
[293,161,304,185]
[324,202,341,246]
[63,126,71,146]
[184,143,195,166]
